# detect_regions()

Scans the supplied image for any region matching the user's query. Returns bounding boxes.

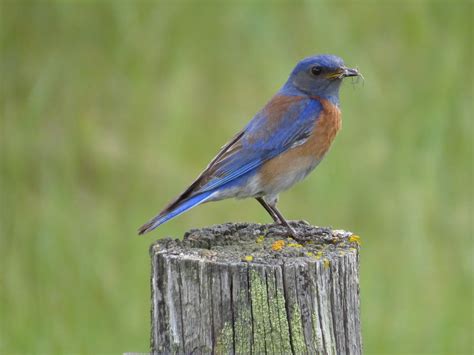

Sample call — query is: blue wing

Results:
[185,95,322,195]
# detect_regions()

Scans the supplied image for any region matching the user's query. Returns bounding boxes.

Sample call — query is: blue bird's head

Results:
[281,54,360,104]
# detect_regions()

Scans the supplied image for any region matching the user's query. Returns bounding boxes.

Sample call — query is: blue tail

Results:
[138,190,214,235]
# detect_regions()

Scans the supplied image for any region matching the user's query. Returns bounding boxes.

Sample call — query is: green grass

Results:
[1,1,472,353]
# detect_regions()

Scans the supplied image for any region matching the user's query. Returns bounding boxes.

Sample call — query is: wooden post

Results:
[149,222,362,354]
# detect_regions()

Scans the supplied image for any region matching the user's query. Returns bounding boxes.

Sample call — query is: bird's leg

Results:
[256,197,281,223]
[267,203,299,239]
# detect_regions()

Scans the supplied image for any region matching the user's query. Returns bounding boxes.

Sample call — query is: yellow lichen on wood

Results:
[323,258,330,269]
[287,243,302,248]
[256,235,265,244]
[272,240,286,251]
[349,234,361,244]
[243,255,254,262]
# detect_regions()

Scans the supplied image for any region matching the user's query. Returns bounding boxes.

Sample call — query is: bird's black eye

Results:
[311,65,323,76]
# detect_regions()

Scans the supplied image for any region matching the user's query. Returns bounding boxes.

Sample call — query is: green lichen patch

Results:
[266,269,292,354]
[311,309,323,351]
[215,321,233,354]
[289,302,306,354]
[233,291,252,354]
[249,269,271,353]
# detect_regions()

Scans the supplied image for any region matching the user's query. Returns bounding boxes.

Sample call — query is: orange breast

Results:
[260,98,342,183]
[302,97,342,160]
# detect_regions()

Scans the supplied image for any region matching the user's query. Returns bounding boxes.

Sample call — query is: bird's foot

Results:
[287,225,299,239]
[278,221,302,241]
[280,220,314,243]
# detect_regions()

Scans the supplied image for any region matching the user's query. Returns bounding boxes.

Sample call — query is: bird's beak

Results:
[341,67,360,78]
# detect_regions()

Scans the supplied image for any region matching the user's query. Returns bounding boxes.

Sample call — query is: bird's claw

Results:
[287,225,298,239]
[279,222,303,241]
[284,222,310,243]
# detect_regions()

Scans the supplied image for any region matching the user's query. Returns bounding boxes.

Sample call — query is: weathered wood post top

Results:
[150,222,362,354]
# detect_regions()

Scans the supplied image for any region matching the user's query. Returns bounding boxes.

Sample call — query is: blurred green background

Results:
[1,0,472,353]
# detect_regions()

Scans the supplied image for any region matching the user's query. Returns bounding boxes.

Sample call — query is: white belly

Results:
[207,173,263,201]
[259,155,320,197]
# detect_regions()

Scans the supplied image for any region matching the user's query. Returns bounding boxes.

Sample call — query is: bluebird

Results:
[139,54,360,237]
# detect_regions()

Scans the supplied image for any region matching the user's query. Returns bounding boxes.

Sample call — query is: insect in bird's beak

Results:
[341,67,360,78]
[326,67,362,80]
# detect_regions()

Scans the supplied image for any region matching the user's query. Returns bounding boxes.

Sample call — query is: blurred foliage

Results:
[0,0,472,353]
